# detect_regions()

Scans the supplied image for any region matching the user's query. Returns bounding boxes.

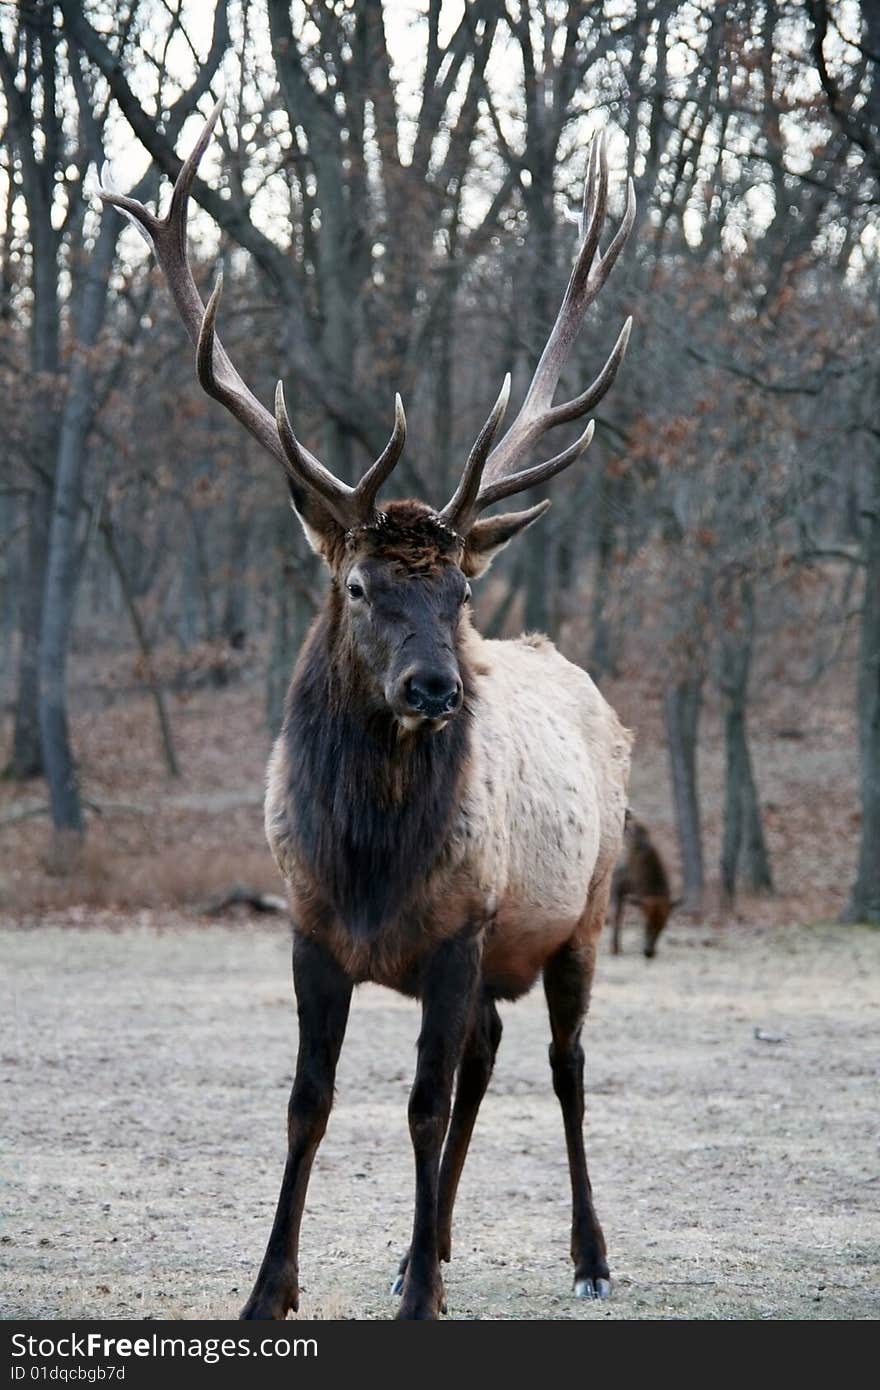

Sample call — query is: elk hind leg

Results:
[543,932,610,1300]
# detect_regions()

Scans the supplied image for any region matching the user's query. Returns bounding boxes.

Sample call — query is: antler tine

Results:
[579,134,599,242]
[274,382,363,529]
[166,86,226,247]
[580,129,609,248]
[545,315,632,428]
[442,130,635,535]
[196,272,225,394]
[194,273,315,472]
[98,164,161,248]
[439,374,510,532]
[355,394,407,515]
[519,133,609,418]
[274,383,408,529]
[477,421,595,513]
[98,88,226,329]
[584,173,636,306]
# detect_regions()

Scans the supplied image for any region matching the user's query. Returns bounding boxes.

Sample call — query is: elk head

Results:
[272,373,558,731]
[99,92,634,732]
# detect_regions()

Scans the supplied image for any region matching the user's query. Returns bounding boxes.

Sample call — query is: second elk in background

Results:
[610,815,678,959]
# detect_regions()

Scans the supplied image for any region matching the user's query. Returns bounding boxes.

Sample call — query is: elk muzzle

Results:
[393,665,463,728]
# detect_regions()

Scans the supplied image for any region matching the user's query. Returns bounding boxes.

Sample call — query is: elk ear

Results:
[287,480,345,561]
[461,500,551,578]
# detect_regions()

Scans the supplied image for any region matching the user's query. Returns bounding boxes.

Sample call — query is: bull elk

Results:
[101,92,636,1320]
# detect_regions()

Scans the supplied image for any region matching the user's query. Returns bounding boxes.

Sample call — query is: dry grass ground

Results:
[1,916,878,1321]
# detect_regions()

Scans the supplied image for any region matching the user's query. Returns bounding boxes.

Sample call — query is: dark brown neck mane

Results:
[281,600,472,938]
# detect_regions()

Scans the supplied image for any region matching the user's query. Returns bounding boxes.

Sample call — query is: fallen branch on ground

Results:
[194,883,288,916]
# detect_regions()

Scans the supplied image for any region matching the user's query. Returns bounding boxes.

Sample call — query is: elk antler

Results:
[98,89,405,530]
[440,133,635,536]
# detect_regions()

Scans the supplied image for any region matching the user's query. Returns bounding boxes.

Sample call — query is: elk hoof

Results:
[574,1276,612,1301]
[395,1267,447,1319]
[390,1249,409,1295]
[239,1296,295,1320]
[239,1269,299,1320]
[396,1291,446,1320]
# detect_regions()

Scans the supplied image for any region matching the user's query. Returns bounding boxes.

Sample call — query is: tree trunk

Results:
[38,212,119,864]
[483,556,523,639]
[523,520,551,633]
[101,517,180,780]
[2,13,61,782]
[719,582,773,907]
[742,748,774,893]
[222,465,249,647]
[720,688,747,908]
[589,469,617,678]
[664,675,704,913]
[189,503,218,643]
[177,538,200,650]
[842,450,880,923]
[433,281,454,488]
[266,519,319,737]
[6,205,59,780]
[5,485,50,778]
[0,497,15,706]
[720,691,775,902]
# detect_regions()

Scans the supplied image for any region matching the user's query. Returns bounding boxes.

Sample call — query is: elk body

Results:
[101,94,636,1320]
[610,816,675,958]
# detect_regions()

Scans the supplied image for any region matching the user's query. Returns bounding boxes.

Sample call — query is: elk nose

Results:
[404,670,463,718]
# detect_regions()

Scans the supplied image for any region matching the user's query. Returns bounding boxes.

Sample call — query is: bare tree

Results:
[807,0,880,922]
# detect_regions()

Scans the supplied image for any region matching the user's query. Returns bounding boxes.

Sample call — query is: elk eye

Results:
[346,580,365,600]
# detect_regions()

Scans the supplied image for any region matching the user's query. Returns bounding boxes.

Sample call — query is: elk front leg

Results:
[393,993,502,1292]
[240,933,352,1320]
[398,926,483,1320]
